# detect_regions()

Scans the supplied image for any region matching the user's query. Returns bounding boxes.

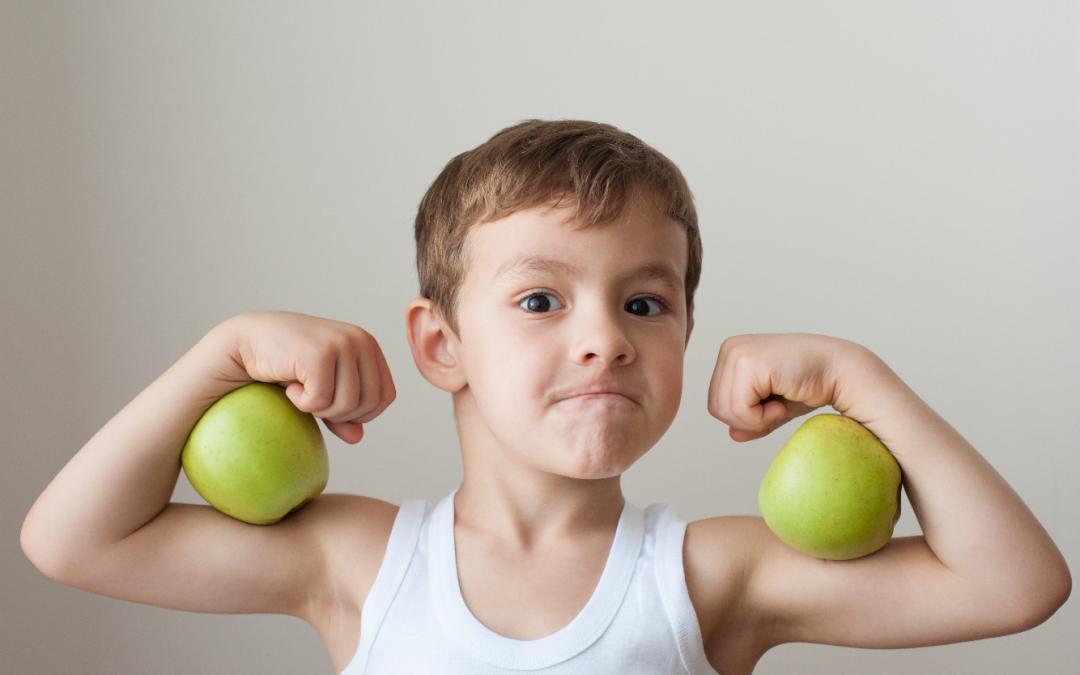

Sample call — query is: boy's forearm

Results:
[835,346,1071,613]
[20,317,251,571]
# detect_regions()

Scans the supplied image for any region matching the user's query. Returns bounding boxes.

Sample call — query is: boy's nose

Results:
[571,312,635,366]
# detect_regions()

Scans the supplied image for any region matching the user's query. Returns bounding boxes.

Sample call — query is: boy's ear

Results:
[405,297,467,393]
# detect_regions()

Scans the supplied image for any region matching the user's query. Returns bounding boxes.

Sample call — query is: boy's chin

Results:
[546,448,645,481]
[556,466,627,481]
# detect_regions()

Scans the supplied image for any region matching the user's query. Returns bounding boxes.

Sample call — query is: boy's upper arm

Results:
[700,516,1050,652]
[39,493,391,624]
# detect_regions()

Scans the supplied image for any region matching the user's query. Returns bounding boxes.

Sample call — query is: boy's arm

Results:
[18,315,359,621]
[738,343,1071,649]
[19,317,248,561]
[20,318,249,564]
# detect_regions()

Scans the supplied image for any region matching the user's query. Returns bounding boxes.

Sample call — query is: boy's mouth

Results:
[560,382,636,403]
[561,392,635,405]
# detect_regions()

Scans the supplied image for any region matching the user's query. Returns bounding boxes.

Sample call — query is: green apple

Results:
[181,382,329,525]
[758,413,902,560]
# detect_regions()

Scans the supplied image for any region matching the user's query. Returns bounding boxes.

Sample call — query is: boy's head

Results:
[412,119,701,341]
[406,119,702,479]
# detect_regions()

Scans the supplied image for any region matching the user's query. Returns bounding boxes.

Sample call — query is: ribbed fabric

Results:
[339,488,719,674]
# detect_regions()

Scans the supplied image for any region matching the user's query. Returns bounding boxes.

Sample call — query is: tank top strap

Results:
[352,499,427,670]
[653,504,716,675]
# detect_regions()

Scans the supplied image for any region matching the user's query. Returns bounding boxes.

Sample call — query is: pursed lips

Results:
[563,392,635,403]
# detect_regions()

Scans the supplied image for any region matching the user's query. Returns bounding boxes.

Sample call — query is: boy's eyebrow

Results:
[494,255,683,294]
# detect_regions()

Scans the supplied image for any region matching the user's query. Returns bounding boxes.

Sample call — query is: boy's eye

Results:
[518,291,669,317]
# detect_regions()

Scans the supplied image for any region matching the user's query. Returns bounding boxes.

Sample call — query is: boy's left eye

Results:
[517,291,669,317]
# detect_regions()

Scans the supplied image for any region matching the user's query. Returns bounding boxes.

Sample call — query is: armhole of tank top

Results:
[347,498,426,673]
[654,505,721,675]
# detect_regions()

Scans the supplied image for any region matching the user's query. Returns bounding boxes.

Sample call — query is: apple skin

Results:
[181,382,329,525]
[758,413,902,560]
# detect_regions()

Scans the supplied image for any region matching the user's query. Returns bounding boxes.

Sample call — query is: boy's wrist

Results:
[186,315,255,395]
[831,340,905,428]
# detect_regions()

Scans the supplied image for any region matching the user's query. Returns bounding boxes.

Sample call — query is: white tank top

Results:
[339,488,719,674]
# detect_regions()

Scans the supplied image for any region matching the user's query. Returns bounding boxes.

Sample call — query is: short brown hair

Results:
[413,119,702,340]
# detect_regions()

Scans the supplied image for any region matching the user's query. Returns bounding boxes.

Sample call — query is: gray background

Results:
[3,1,1077,673]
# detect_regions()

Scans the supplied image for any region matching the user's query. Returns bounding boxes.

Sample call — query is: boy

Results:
[21,119,1071,674]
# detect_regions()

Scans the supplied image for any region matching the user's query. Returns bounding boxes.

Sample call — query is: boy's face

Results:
[438,193,692,480]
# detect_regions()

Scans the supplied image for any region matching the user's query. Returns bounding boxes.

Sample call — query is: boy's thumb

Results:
[284,381,307,410]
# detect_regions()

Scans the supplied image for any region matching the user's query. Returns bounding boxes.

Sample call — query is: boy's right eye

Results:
[519,291,563,314]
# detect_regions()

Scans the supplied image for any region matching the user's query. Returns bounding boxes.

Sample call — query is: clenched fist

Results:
[707,333,867,442]
[215,310,397,444]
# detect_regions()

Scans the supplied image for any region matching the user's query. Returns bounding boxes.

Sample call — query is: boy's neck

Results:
[452,471,626,553]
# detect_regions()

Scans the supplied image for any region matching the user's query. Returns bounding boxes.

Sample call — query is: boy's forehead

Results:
[463,209,686,293]
[490,252,684,296]
[470,204,684,269]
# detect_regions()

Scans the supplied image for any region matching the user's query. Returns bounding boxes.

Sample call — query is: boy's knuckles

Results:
[359,399,392,423]
[336,332,364,352]
[707,397,719,419]
[719,335,745,356]
[711,399,737,426]
[306,339,333,359]
[341,328,371,349]
[306,388,336,410]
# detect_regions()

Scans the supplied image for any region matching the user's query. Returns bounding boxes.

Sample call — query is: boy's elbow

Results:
[1015,571,1071,632]
[20,519,69,581]
[1047,566,1072,620]
[1044,558,1073,620]
[21,535,54,580]
[19,518,45,572]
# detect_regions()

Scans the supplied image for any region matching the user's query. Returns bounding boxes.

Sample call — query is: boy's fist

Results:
[707,333,860,442]
[220,310,397,444]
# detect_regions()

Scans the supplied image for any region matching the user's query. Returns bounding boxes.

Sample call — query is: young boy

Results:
[21,119,1071,674]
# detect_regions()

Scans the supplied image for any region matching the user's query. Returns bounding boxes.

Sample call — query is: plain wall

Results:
[2,1,1076,673]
